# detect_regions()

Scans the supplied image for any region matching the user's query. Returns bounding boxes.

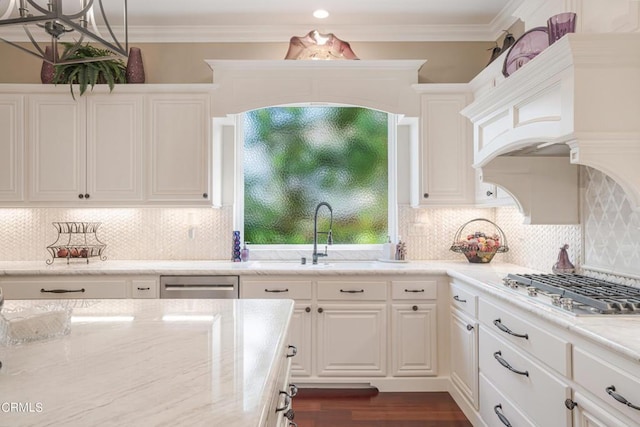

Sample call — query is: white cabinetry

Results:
[0,275,159,299]
[241,275,444,390]
[0,94,24,202]
[316,280,387,377]
[147,94,211,203]
[391,280,437,377]
[241,279,313,377]
[28,94,143,202]
[411,87,474,206]
[571,346,640,427]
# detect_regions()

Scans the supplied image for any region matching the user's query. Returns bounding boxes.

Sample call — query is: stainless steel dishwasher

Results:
[160,275,239,299]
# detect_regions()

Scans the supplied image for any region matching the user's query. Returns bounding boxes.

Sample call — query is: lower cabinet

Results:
[0,275,159,299]
[391,303,437,376]
[450,308,478,408]
[241,275,442,388]
[571,391,633,427]
[316,303,387,377]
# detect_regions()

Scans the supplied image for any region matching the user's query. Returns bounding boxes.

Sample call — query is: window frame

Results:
[233,105,399,254]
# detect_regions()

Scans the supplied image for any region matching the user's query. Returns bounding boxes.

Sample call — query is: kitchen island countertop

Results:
[0,298,294,427]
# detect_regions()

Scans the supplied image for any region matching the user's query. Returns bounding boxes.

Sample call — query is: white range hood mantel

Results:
[461,33,640,222]
[205,59,426,117]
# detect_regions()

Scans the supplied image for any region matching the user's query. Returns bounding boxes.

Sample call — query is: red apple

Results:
[70,248,80,257]
[80,248,89,258]
[57,248,69,258]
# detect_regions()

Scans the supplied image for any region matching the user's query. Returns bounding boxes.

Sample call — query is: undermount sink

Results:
[245,260,401,269]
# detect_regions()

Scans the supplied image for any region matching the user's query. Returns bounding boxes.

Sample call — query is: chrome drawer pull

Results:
[340,289,364,293]
[493,318,529,340]
[494,351,529,377]
[453,295,467,303]
[40,288,86,294]
[404,289,425,293]
[606,386,640,411]
[494,404,513,427]
[265,288,289,293]
[286,345,297,358]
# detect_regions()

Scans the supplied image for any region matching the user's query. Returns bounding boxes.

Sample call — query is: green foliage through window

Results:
[244,106,388,245]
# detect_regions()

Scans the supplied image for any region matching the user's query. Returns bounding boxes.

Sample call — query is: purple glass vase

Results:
[40,46,57,84]
[547,12,576,45]
[125,47,146,83]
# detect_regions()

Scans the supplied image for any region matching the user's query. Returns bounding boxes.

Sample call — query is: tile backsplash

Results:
[2,166,635,277]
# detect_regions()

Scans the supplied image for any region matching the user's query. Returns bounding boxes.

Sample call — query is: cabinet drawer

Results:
[391,280,437,300]
[479,328,571,427]
[480,373,536,427]
[574,346,640,423]
[317,280,387,300]
[241,280,312,300]
[0,279,128,299]
[449,281,477,317]
[479,298,570,376]
[130,279,158,298]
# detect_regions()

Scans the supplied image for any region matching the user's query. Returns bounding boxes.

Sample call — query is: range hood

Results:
[461,33,640,224]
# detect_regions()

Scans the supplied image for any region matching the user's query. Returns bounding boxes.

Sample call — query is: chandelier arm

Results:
[0,0,17,20]
[58,37,85,62]
[25,0,57,17]
[96,0,126,53]
[0,36,48,60]
[62,0,95,20]
[58,18,127,57]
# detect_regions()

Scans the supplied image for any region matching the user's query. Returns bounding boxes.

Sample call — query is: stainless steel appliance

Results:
[503,273,640,315]
[160,275,239,299]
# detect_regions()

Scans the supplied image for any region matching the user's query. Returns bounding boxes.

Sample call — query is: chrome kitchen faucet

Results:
[312,202,333,264]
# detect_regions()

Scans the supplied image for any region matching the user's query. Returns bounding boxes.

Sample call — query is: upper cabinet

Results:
[146,94,211,203]
[29,93,143,202]
[461,33,640,223]
[411,86,475,207]
[0,94,24,202]
[1,85,214,207]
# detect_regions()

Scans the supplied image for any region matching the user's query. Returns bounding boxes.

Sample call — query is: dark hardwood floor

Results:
[292,388,473,427]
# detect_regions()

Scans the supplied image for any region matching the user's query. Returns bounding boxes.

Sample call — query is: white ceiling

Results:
[120,0,524,42]
[0,0,524,43]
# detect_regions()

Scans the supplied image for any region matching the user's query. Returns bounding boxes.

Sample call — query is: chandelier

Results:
[0,0,128,64]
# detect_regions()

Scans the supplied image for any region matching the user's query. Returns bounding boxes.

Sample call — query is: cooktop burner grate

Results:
[506,273,640,314]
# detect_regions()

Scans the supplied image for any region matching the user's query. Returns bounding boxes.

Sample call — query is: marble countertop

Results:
[0,259,638,364]
[0,298,294,427]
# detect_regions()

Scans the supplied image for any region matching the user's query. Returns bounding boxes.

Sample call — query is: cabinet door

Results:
[413,92,474,206]
[450,309,478,409]
[316,304,386,377]
[572,391,637,427]
[391,303,437,376]
[290,303,313,377]
[0,95,24,202]
[29,94,86,201]
[147,94,211,202]
[86,95,143,201]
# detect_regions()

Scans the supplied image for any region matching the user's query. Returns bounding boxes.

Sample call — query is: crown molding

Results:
[0,23,514,44]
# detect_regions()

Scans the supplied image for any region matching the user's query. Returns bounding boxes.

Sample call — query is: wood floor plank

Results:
[293,389,473,427]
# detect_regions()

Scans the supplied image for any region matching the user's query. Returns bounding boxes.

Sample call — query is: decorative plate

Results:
[502,27,550,77]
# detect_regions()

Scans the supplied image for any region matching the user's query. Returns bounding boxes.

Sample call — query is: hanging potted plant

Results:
[53,43,126,99]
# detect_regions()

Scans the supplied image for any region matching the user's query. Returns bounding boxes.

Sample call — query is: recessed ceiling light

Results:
[313,9,329,19]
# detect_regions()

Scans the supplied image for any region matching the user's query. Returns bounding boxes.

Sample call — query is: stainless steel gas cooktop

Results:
[503,273,640,315]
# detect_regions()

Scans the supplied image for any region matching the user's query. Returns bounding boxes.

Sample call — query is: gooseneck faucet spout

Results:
[313,202,333,264]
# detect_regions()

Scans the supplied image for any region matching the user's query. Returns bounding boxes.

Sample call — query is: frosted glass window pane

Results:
[244,106,388,245]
